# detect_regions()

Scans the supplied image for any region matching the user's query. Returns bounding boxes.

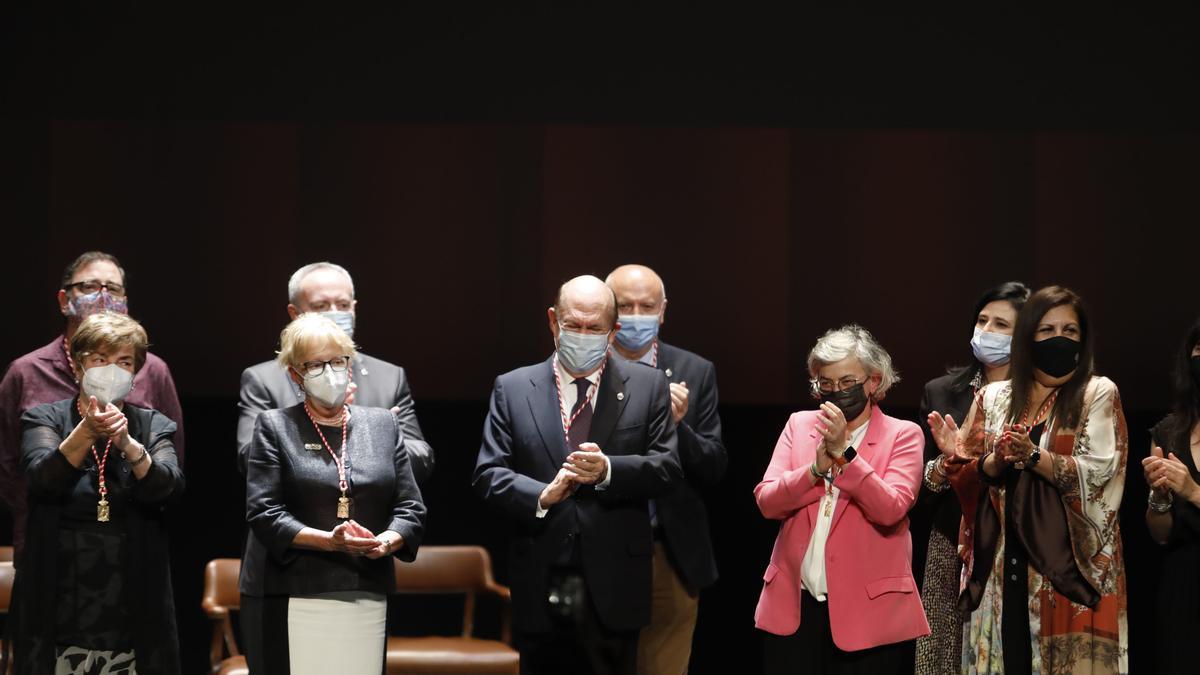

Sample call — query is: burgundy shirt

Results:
[0,335,185,557]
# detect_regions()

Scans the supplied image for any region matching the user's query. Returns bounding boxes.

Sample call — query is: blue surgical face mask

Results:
[320,311,355,339]
[970,326,1013,367]
[557,326,610,375]
[615,314,660,352]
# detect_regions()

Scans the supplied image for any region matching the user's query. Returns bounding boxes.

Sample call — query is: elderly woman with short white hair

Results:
[240,313,426,675]
[754,324,929,674]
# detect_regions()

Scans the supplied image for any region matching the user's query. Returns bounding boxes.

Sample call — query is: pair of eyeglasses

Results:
[814,376,868,395]
[65,279,126,298]
[300,356,352,378]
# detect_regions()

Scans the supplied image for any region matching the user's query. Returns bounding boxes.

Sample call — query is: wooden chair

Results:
[200,558,248,675]
[387,546,519,674]
[0,561,14,675]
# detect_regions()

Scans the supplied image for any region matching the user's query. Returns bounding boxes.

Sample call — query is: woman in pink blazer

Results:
[755,324,929,674]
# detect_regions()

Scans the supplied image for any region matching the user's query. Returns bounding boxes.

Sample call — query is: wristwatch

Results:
[1026,449,1041,469]
[832,446,858,467]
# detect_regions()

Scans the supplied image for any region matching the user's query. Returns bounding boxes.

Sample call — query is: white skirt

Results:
[287,591,387,675]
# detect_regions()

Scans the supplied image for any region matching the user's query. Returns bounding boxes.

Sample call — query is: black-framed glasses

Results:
[64,279,126,298]
[300,356,352,378]
[814,375,868,395]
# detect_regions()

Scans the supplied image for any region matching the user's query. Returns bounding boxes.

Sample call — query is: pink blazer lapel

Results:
[829,407,889,534]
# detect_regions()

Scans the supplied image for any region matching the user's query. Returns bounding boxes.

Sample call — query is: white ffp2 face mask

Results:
[81,363,134,407]
[303,368,351,409]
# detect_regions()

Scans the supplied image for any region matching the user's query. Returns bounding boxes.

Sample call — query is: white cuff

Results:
[595,457,613,490]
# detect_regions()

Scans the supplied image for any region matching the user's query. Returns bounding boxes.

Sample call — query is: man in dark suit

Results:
[606,264,727,675]
[237,262,433,481]
[473,275,681,675]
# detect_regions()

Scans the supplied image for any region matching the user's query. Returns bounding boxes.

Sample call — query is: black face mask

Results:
[1190,355,1200,387]
[820,382,870,421]
[1032,336,1081,378]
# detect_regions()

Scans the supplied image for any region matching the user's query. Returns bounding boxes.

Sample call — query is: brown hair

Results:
[70,313,150,373]
[61,251,125,289]
[1006,285,1094,429]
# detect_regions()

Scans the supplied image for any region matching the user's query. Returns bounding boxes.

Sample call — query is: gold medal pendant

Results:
[97,497,110,522]
[337,495,350,519]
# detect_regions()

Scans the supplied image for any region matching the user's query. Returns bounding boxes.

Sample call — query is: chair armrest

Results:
[201,599,229,618]
[484,581,511,602]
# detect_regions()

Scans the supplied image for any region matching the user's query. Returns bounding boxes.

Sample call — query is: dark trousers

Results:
[240,594,290,675]
[763,590,910,675]
[516,573,638,675]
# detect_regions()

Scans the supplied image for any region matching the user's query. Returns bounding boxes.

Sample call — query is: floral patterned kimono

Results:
[949,377,1128,674]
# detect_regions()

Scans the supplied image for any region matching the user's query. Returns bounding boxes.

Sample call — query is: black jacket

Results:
[649,341,726,591]
[911,372,975,585]
[240,403,426,597]
[472,356,681,633]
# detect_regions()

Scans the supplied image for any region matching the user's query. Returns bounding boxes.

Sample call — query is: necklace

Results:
[77,397,113,522]
[303,401,351,519]
[63,337,79,381]
[1021,388,1059,429]
[551,353,607,447]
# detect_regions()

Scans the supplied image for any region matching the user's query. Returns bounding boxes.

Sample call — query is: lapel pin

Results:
[665,368,673,378]
[617,392,625,401]
[360,367,369,376]
[304,443,322,451]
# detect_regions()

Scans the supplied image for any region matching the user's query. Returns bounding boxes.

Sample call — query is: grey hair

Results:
[287,262,355,305]
[806,324,900,400]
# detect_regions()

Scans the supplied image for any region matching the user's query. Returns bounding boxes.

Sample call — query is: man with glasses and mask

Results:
[473,274,681,675]
[606,264,726,675]
[237,261,434,482]
[0,251,185,564]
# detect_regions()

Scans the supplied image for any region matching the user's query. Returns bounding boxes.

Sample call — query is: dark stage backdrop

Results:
[2,125,1197,673]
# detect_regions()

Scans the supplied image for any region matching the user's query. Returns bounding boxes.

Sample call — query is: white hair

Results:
[287,262,355,305]
[807,324,900,400]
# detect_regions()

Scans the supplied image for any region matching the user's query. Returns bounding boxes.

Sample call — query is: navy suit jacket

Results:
[652,341,727,591]
[473,355,681,633]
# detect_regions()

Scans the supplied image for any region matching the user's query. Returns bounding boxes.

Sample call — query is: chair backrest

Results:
[201,558,241,673]
[393,546,509,641]
[393,546,496,594]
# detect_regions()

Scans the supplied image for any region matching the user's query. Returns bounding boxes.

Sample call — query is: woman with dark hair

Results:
[1142,317,1200,674]
[915,281,1029,674]
[928,285,1128,674]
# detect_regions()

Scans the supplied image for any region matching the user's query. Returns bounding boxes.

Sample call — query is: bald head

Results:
[553,275,618,330]
[606,264,667,317]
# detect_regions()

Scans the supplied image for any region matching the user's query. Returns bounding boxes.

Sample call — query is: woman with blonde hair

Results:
[240,313,426,675]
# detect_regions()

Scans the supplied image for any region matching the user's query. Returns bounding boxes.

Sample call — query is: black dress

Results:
[15,399,184,675]
[1152,414,1200,675]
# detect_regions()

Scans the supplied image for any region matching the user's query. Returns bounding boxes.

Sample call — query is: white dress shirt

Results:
[535,356,612,517]
[800,419,870,601]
